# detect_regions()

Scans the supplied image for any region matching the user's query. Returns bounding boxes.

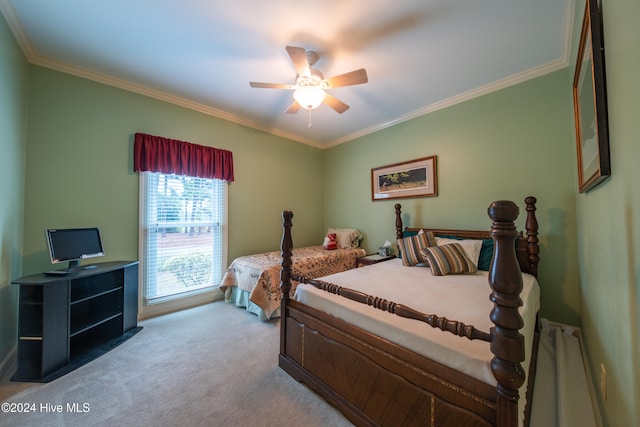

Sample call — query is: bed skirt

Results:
[224,287,280,320]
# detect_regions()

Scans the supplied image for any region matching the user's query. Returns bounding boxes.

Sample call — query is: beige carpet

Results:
[0,302,599,427]
[0,301,353,427]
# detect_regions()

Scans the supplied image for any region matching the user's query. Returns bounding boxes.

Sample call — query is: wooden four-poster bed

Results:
[278,197,540,427]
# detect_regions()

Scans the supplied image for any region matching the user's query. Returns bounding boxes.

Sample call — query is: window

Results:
[139,172,227,317]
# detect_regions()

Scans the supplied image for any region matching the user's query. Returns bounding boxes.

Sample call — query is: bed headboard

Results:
[394,196,539,277]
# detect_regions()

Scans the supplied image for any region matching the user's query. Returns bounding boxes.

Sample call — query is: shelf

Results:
[19,286,43,306]
[70,310,122,337]
[14,340,44,381]
[19,304,44,337]
[71,270,124,303]
[21,300,43,306]
[51,327,142,383]
[71,286,123,305]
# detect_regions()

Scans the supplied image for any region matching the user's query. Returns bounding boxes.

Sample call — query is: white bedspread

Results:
[294,258,540,388]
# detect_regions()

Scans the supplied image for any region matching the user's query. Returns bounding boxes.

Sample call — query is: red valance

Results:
[134,133,234,182]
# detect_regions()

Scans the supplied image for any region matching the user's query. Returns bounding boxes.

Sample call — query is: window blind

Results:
[140,172,226,305]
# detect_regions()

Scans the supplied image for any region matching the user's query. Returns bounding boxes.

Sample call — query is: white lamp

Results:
[293,85,326,110]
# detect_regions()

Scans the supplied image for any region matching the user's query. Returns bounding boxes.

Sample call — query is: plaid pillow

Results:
[397,230,436,266]
[421,243,478,276]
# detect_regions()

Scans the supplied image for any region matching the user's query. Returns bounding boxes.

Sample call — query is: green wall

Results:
[0,12,27,370]
[324,69,580,326]
[4,3,639,424]
[574,0,640,426]
[22,67,324,276]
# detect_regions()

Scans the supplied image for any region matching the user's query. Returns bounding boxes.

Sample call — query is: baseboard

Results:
[0,345,17,382]
[574,328,604,427]
[541,320,603,427]
[138,288,223,320]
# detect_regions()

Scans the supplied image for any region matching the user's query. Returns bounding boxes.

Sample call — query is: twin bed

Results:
[278,197,540,427]
[220,242,364,320]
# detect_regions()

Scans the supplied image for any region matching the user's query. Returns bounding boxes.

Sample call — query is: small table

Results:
[356,253,395,267]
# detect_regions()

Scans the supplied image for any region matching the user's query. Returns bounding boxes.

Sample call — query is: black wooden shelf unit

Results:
[11,261,141,382]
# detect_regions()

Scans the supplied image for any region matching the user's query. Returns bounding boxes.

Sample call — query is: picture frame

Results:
[572,0,610,193]
[371,155,437,201]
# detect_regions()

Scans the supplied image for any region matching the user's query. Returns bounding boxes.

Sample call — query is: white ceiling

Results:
[1,0,572,148]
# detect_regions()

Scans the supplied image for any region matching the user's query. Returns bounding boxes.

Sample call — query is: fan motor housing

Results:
[296,68,326,88]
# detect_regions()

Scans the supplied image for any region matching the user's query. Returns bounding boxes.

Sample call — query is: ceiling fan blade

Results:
[249,82,296,89]
[324,68,368,88]
[286,46,311,78]
[285,101,301,114]
[324,93,350,114]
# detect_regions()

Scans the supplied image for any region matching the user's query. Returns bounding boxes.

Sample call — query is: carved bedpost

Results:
[280,210,293,355]
[524,196,539,277]
[395,204,403,242]
[280,210,294,302]
[487,200,525,427]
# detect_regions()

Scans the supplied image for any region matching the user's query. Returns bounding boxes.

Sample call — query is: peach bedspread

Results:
[220,245,365,319]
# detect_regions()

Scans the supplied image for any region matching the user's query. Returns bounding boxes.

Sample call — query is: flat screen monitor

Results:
[45,227,105,270]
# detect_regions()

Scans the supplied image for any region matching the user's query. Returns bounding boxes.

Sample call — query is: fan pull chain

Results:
[307,109,313,128]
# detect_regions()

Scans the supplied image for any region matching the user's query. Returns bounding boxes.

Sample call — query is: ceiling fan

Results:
[249,46,368,116]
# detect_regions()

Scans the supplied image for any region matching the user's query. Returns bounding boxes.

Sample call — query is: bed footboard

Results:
[280,301,497,426]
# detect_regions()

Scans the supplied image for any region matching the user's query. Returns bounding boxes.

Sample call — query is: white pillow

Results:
[435,237,483,267]
[328,227,363,249]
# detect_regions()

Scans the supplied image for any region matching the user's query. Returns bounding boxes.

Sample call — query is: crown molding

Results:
[2,0,573,151]
[0,0,36,58]
[0,0,321,148]
[324,56,569,148]
[28,56,323,148]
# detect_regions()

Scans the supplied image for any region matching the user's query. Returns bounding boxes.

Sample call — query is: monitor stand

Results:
[67,260,97,271]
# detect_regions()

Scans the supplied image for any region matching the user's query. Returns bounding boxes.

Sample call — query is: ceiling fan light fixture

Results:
[293,85,326,110]
[249,46,367,117]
